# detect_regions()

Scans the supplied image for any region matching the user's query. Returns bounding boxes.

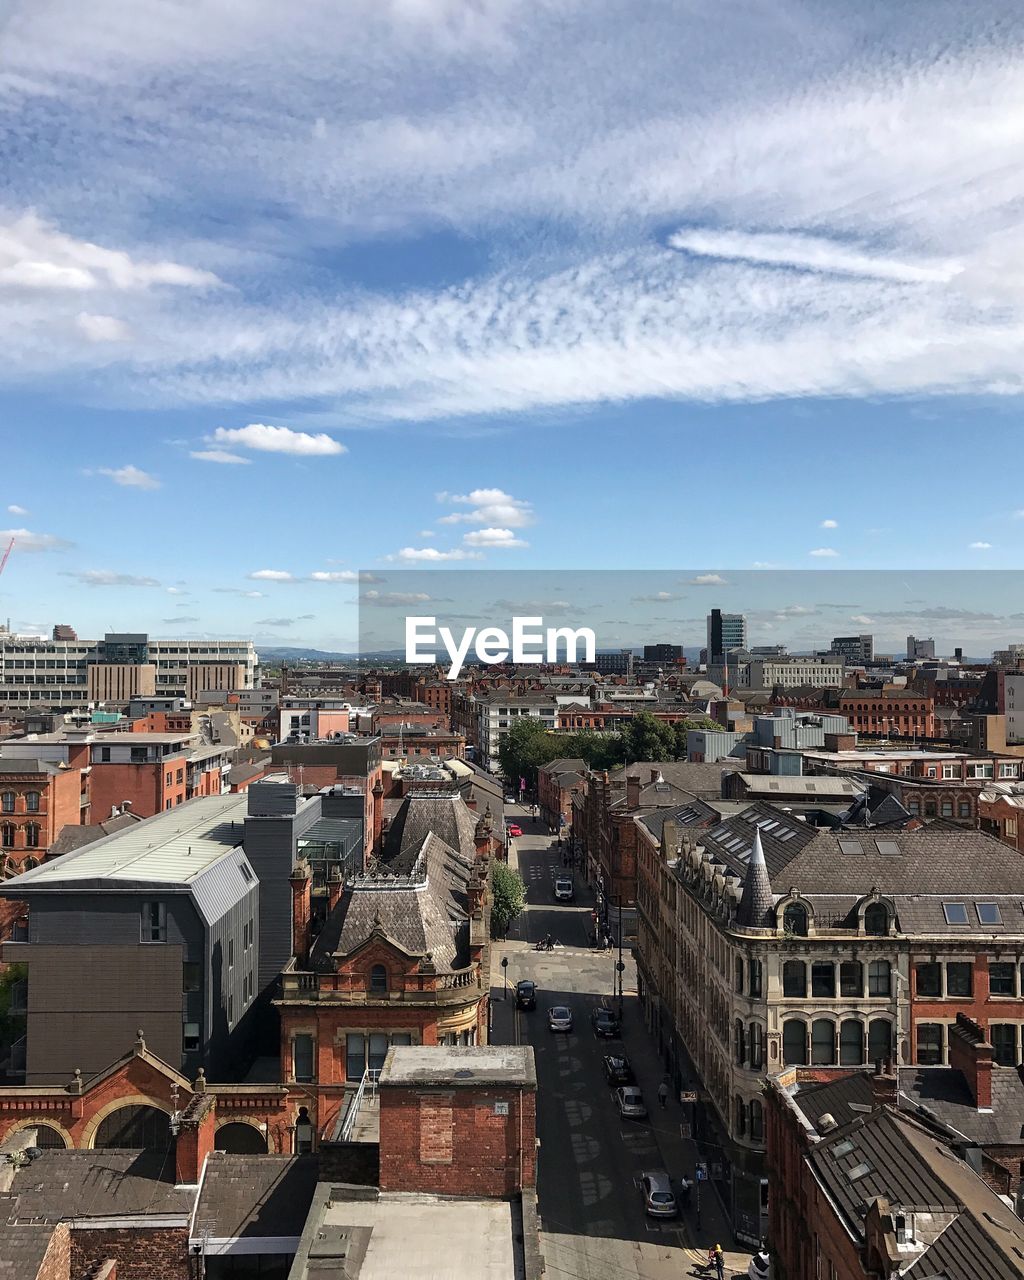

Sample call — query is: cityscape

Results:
[3,4,1024,1280]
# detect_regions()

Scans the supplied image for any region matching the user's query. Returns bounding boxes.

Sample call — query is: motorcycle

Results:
[534,937,559,951]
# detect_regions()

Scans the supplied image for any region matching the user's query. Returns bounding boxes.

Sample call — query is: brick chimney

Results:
[327,866,343,914]
[948,1012,993,1111]
[869,1057,898,1110]
[474,811,493,860]
[174,1093,216,1185]
[467,864,485,917]
[626,773,641,809]
[290,859,312,963]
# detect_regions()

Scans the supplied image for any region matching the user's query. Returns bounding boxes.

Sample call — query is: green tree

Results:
[497,717,559,791]
[622,712,676,763]
[490,861,527,937]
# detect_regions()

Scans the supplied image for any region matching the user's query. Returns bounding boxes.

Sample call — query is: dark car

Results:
[602,1053,634,1084]
[515,980,536,1010]
[591,1007,620,1038]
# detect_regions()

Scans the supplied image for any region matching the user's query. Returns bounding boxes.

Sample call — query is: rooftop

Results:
[378,1044,537,1089]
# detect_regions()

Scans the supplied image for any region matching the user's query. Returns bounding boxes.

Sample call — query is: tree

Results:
[497,717,558,791]
[490,861,526,937]
[622,712,676,764]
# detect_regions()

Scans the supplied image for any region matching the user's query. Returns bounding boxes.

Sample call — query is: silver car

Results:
[548,1005,573,1032]
[640,1171,678,1218]
[615,1085,648,1119]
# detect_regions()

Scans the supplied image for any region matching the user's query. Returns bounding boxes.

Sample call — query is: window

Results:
[183,1022,200,1053]
[24,791,39,813]
[959,802,971,819]
[839,1020,865,1066]
[1,792,13,814]
[734,1019,746,1066]
[228,938,234,969]
[182,962,201,993]
[868,1019,892,1064]
[811,963,836,998]
[0,824,13,848]
[748,1022,764,1070]
[293,1034,315,1082]
[943,902,969,925]
[783,1021,807,1065]
[142,901,167,943]
[977,902,1002,926]
[946,963,972,997]
[368,1033,389,1072]
[748,958,763,999]
[990,962,1016,996]
[735,1095,746,1137]
[941,802,953,818]
[735,957,744,993]
[783,960,806,998]
[867,960,891,997]
[176,768,184,784]
[917,1023,944,1065]
[916,963,941,997]
[840,962,863,998]
[346,1033,366,1081]
[23,823,38,849]
[749,1098,764,1142]
[991,1024,1018,1067]
[370,964,388,993]
[811,1020,836,1065]
[783,902,809,936]
[864,903,888,935]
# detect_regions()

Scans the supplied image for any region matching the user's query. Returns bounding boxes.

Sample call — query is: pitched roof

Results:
[736,827,774,929]
[0,1222,59,1280]
[608,760,738,799]
[192,1154,318,1241]
[899,1065,1024,1146]
[6,1149,192,1220]
[381,792,482,874]
[46,810,144,857]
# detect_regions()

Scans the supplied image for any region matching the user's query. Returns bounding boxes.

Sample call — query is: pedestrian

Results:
[712,1243,725,1280]
[657,1081,668,1109]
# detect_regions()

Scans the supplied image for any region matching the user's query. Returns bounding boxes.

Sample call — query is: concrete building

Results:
[0,795,261,1083]
[830,633,874,664]
[707,610,747,664]
[0,633,258,709]
[470,693,559,771]
[643,643,683,663]
[742,656,846,690]
[907,634,936,661]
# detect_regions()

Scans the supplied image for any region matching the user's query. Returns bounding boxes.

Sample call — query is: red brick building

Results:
[0,759,84,870]
[537,757,587,831]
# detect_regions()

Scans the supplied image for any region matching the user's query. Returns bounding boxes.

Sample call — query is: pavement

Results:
[490,804,754,1280]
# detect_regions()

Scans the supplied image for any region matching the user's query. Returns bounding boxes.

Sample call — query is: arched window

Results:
[749,1098,764,1142]
[24,791,40,814]
[782,960,807,998]
[0,792,13,814]
[783,903,809,937]
[25,1124,67,1150]
[369,964,388,993]
[839,1020,865,1066]
[735,1094,747,1137]
[0,824,14,849]
[783,1020,807,1065]
[868,960,891,997]
[811,1019,836,1065]
[22,857,38,871]
[734,1018,746,1066]
[735,956,744,993]
[864,903,889,935]
[869,1019,893,1064]
[748,958,763,999]
[24,824,39,849]
[215,1122,268,1154]
[94,1104,169,1150]
[748,1022,764,1070]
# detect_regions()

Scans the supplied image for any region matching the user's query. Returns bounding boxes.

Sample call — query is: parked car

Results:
[615,1086,648,1119]
[553,875,574,901]
[507,823,523,838]
[591,1007,620,1038]
[748,1250,771,1280]
[515,979,536,1010]
[504,795,517,805]
[603,1054,634,1084]
[548,1005,573,1032]
[640,1171,678,1218]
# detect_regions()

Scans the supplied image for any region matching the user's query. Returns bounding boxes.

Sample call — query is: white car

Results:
[554,876,574,901]
[615,1086,648,1119]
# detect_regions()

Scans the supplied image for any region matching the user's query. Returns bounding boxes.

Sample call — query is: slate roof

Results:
[4,1149,192,1220]
[791,1071,877,1131]
[734,775,864,798]
[901,1211,1024,1280]
[46,810,144,857]
[540,758,587,777]
[608,760,739,800]
[192,1154,319,1241]
[381,792,482,875]
[0,760,60,776]
[311,833,472,972]
[635,799,721,843]
[900,1066,1024,1146]
[0,1222,58,1280]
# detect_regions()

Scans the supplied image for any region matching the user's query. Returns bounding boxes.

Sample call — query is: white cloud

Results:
[190,448,251,464]
[969,540,992,549]
[211,425,346,456]
[0,212,219,291]
[437,488,534,528]
[809,547,840,558]
[0,527,73,552]
[166,586,186,595]
[418,529,436,538]
[820,519,838,529]
[393,546,484,562]
[6,505,27,516]
[364,590,433,606]
[76,311,130,342]
[248,569,295,581]
[462,527,528,548]
[850,614,874,625]
[689,573,727,586]
[63,569,160,587]
[98,464,160,490]
[309,570,360,582]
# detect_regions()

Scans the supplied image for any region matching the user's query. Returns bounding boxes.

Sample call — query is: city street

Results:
[491,804,753,1280]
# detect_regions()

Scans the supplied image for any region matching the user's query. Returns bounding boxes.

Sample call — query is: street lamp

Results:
[501,955,509,1001]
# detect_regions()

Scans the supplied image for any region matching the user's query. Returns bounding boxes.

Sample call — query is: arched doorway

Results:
[214,1122,267,1154]
[94,1104,170,1150]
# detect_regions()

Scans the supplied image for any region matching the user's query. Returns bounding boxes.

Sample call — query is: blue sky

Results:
[2,1,1024,651]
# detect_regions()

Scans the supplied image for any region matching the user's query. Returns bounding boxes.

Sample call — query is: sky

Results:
[2,1,1024,652]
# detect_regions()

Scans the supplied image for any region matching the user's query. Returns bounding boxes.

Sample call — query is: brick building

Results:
[537,757,587,831]
[0,759,84,870]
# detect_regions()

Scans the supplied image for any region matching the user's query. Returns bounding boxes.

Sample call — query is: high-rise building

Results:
[831,634,874,664]
[907,635,936,661]
[643,643,683,663]
[706,609,747,664]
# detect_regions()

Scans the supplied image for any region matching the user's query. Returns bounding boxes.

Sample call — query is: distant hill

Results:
[257,646,360,661]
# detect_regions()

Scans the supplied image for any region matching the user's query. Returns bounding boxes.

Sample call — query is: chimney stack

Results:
[948,1012,993,1111]
[174,1093,216,1186]
[869,1057,898,1110]
[626,773,641,809]
[289,859,312,964]
[327,866,343,914]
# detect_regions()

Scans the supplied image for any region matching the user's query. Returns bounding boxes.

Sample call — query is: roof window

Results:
[942,902,969,925]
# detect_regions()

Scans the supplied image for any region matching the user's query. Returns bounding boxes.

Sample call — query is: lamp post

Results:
[501,955,509,1001]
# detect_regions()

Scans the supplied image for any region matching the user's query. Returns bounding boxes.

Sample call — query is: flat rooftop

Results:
[378,1045,536,1089]
[291,1191,517,1280]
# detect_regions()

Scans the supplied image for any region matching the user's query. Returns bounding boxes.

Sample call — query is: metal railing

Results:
[337,1067,381,1142]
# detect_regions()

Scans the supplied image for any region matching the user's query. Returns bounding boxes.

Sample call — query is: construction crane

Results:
[0,537,13,579]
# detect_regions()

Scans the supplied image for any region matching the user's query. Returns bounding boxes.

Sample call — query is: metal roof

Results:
[3,794,251,890]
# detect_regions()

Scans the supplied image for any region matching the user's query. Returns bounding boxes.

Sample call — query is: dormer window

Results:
[783,903,809,937]
[864,903,889,935]
[370,964,388,993]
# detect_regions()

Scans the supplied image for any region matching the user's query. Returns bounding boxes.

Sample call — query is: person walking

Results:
[712,1243,725,1280]
[657,1080,669,1109]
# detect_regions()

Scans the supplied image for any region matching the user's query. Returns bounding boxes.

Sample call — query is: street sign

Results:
[695,1162,708,1182]
[680,1091,698,1103]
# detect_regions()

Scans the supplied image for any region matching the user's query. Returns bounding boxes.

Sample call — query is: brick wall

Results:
[37,1222,71,1280]
[379,1085,536,1197]
[71,1227,189,1280]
